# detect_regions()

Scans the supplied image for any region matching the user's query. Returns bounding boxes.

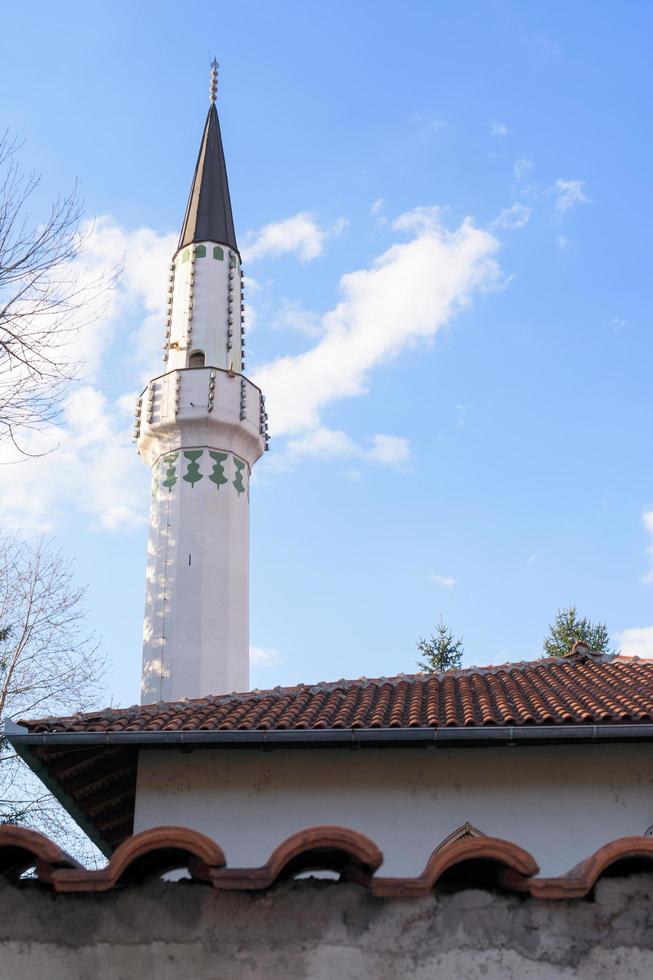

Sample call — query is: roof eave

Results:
[7,721,653,750]
[9,733,114,859]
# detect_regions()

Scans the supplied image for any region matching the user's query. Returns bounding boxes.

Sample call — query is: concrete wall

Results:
[2,875,653,979]
[134,743,653,876]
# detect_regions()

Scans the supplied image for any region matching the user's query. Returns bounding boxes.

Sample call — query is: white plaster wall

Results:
[141,452,250,702]
[138,368,264,703]
[134,744,653,876]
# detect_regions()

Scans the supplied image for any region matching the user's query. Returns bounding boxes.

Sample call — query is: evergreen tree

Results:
[417,620,464,672]
[543,606,613,659]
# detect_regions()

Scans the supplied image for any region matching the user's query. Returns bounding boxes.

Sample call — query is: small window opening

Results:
[194,245,206,258]
[213,245,224,260]
[188,350,206,368]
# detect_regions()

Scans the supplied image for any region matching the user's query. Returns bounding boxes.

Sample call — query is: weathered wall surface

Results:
[2,875,653,980]
[134,743,653,876]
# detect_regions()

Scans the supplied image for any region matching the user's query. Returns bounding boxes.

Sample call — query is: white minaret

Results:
[136,61,269,703]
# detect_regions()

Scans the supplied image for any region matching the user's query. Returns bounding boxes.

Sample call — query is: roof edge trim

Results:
[8,723,653,749]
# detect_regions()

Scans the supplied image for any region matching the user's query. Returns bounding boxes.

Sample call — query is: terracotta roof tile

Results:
[5,822,653,900]
[528,836,653,899]
[19,653,653,737]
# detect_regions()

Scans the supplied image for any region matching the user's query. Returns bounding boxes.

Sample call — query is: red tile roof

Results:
[11,653,653,854]
[20,653,653,735]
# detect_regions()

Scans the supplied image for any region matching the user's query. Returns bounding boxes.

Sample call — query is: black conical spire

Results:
[178,60,238,254]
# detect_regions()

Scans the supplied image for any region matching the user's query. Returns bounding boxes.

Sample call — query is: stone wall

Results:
[2,874,653,980]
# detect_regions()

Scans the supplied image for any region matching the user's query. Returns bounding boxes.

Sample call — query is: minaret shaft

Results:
[136,68,268,704]
[137,360,264,703]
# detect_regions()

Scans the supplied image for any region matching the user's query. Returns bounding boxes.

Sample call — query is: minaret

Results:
[136,61,269,704]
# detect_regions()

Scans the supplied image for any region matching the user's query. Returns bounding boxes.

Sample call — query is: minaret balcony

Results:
[136,366,265,469]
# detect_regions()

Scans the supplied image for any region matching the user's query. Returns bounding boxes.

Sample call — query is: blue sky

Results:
[1,0,652,706]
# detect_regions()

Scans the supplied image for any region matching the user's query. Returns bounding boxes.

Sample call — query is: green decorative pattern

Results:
[158,450,249,497]
[195,244,206,258]
[213,245,224,260]
[183,450,204,487]
[208,451,228,489]
[162,453,179,490]
[233,458,246,496]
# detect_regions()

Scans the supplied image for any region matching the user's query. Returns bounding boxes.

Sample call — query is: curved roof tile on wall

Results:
[3,824,653,902]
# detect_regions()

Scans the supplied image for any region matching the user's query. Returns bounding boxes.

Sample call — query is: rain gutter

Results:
[5,720,653,750]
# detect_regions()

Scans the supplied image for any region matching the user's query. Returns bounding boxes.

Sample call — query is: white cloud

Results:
[0,216,175,531]
[0,385,147,531]
[0,205,500,529]
[254,208,501,436]
[429,573,457,588]
[68,217,176,381]
[554,179,590,215]
[490,122,508,137]
[279,427,410,470]
[285,427,358,460]
[392,206,443,233]
[556,235,572,251]
[371,198,388,226]
[513,158,534,180]
[610,317,630,331]
[244,275,261,293]
[9,215,172,392]
[250,646,283,667]
[421,119,446,137]
[366,434,410,466]
[493,203,533,230]
[412,115,446,141]
[241,213,347,264]
[616,626,653,659]
[643,510,653,584]
[271,300,323,337]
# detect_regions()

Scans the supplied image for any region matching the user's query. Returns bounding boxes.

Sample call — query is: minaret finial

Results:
[210,58,219,105]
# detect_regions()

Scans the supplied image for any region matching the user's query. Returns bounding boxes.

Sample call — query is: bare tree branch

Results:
[0,531,108,865]
[0,131,116,455]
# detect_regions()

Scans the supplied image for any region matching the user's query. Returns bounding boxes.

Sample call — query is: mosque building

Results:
[6,62,653,893]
